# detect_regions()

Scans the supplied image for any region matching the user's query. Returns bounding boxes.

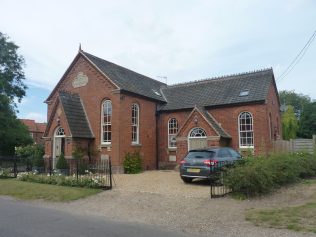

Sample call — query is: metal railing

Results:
[210,161,233,198]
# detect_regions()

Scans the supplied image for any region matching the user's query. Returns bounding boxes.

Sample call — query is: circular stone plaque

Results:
[72,72,89,88]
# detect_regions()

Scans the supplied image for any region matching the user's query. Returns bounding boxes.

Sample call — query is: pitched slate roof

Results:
[81,51,166,102]
[159,69,274,111]
[59,91,94,138]
[196,106,231,138]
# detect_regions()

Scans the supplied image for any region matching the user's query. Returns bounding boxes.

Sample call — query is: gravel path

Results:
[37,171,316,237]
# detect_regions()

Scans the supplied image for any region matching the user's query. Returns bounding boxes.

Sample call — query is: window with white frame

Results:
[238,112,254,148]
[189,127,207,137]
[131,104,139,143]
[168,118,178,148]
[101,100,112,144]
[56,127,65,136]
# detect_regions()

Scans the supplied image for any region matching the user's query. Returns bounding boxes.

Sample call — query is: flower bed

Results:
[0,168,14,179]
[17,172,105,189]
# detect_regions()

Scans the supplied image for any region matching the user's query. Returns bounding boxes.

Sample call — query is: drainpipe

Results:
[87,140,91,163]
[155,105,160,170]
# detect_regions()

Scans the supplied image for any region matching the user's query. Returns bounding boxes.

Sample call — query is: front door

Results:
[188,127,207,151]
[188,138,207,151]
[53,127,66,169]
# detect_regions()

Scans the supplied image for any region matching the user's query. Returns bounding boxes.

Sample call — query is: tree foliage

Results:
[0,96,32,155]
[15,144,44,167]
[0,32,32,155]
[279,90,311,118]
[298,102,316,138]
[282,105,298,140]
[0,32,27,104]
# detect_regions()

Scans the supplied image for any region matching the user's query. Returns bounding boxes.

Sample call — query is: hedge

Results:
[224,152,316,197]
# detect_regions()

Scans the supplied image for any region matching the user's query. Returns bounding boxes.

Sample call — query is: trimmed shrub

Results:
[123,151,142,174]
[224,152,316,197]
[56,153,69,170]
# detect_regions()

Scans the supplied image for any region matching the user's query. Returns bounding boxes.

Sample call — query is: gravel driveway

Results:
[39,171,316,237]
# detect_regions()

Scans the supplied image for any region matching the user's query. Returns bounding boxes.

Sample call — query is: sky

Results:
[1,0,316,123]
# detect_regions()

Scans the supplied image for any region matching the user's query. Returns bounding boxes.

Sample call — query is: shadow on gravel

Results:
[184,179,211,186]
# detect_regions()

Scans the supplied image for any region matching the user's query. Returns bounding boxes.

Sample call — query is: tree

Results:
[0,32,32,155]
[0,32,27,105]
[298,102,316,138]
[282,105,298,140]
[0,96,32,155]
[279,90,311,118]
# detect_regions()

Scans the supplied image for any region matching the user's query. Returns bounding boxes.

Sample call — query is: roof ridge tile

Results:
[167,68,273,88]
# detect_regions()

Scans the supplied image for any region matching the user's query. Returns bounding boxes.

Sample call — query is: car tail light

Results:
[180,160,186,165]
[203,159,218,167]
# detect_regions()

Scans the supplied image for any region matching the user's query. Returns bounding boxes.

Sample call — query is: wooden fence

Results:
[273,135,316,154]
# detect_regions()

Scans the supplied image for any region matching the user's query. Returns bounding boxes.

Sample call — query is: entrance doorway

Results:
[53,127,65,169]
[188,127,207,151]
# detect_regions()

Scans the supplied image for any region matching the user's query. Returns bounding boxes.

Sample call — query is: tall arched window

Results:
[131,104,139,143]
[168,118,178,148]
[101,100,112,144]
[238,112,254,148]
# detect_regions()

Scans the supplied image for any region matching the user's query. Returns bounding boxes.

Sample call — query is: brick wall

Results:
[44,55,159,172]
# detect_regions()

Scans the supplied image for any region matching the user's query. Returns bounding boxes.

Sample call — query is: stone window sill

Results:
[131,143,142,147]
[168,147,177,151]
[100,144,111,148]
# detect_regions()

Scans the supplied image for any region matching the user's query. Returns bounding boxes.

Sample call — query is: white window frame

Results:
[238,112,254,148]
[101,100,112,145]
[168,118,178,148]
[131,103,139,144]
[56,127,65,136]
[189,127,207,138]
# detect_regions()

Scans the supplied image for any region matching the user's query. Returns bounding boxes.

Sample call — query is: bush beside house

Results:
[224,152,316,197]
[123,151,142,174]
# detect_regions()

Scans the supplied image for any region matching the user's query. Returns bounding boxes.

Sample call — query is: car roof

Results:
[189,148,219,152]
[189,147,234,152]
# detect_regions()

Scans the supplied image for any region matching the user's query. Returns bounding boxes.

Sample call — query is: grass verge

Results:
[246,180,316,233]
[0,179,101,202]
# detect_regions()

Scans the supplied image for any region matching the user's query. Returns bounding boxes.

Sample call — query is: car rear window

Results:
[186,151,215,159]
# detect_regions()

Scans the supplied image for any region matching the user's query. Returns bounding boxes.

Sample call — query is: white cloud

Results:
[25,112,47,123]
[1,0,316,98]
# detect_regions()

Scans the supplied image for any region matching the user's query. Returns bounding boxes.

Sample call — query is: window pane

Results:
[131,104,139,143]
[239,112,253,147]
[102,100,112,143]
[168,118,178,147]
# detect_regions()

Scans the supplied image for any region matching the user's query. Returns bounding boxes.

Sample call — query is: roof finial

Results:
[79,43,82,51]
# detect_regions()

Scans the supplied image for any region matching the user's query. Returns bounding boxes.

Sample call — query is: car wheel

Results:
[181,177,193,183]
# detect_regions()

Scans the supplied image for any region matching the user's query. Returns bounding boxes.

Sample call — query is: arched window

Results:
[101,100,112,144]
[189,128,207,137]
[55,127,65,136]
[238,112,254,148]
[131,104,139,143]
[168,118,178,148]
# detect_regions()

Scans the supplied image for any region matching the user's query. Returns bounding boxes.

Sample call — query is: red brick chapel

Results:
[43,49,282,172]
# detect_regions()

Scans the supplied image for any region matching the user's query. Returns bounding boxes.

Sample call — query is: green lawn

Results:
[246,180,316,233]
[0,179,102,202]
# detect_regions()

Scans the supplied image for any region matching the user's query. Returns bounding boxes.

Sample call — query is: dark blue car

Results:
[179,147,242,183]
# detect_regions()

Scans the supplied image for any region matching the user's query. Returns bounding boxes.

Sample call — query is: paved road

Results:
[0,197,199,237]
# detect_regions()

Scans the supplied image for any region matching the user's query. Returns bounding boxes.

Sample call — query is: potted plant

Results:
[56,153,69,175]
